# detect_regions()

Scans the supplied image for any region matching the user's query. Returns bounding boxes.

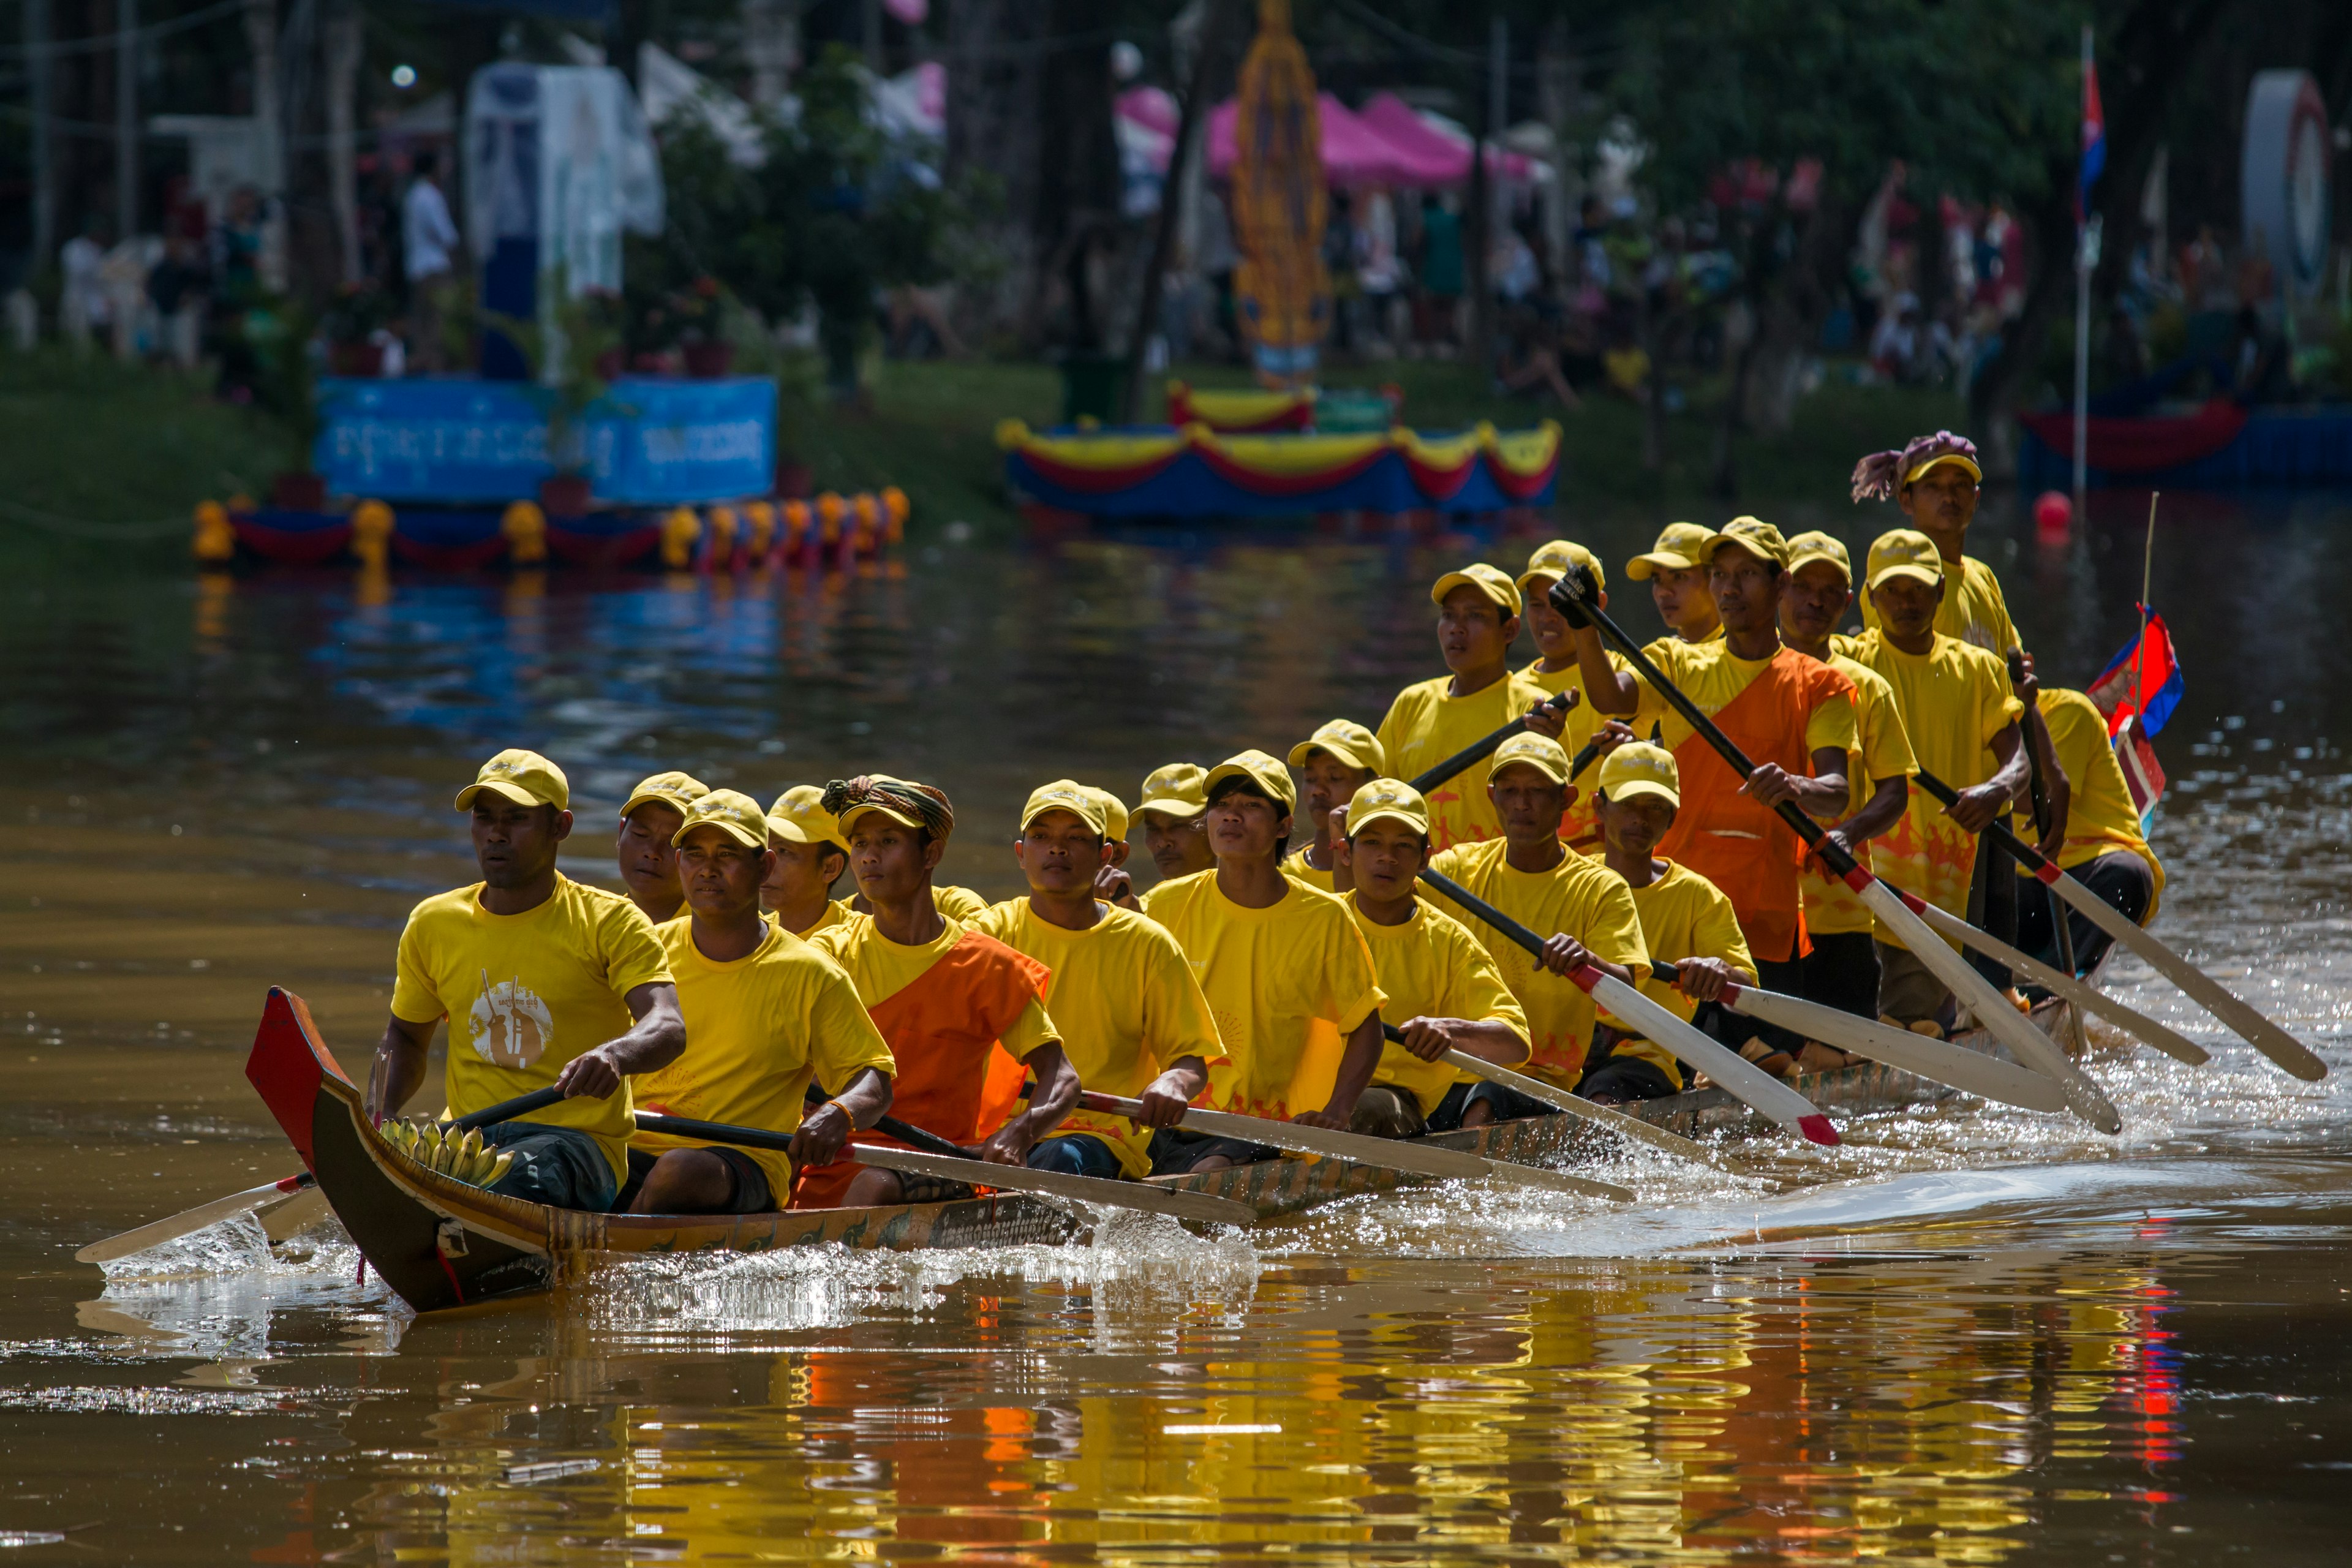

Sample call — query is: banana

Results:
[486,1152,514,1186]
[461,1128,484,1167]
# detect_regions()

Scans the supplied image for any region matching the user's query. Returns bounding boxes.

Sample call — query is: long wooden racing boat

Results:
[246,984,2083,1314]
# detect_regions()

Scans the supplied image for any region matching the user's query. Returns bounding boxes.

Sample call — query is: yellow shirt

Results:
[1375,670,1553,850]
[390,873,672,1183]
[1632,638,1859,761]
[2034,687,2166,918]
[1860,551,2021,656]
[769,898,851,942]
[1619,859,1755,1090]
[1346,893,1528,1115]
[1803,650,1918,936]
[970,898,1228,1177]
[1144,870,1387,1119]
[631,920,896,1197]
[1281,846,1336,894]
[1847,630,2024,937]
[1424,838,1649,1090]
[932,884,990,922]
[1519,650,1630,849]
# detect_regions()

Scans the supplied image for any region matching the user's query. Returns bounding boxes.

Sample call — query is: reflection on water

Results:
[5,491,2352,1561]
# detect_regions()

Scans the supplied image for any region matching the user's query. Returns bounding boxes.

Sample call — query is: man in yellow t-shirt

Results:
[1374,563,1566,851]
[2015,687,2166,973]
[762,785,853,941]
[616,771,708,924]
[971,781,1228,1180]
[1118,763,1216,916]
[1335,778,1529,1137]
[802,776,1080,1210]
[1626,521,1724,646]
[625,791,895,1215]
[1590,743,1760,1093]
[1283,718,1385,891]
[1851,433,2021,657]
[372,748,685,1212]
[1780,531,1919,1055]
[1427,733,1651,1126]
[1847,530,2036,1031]
[1143,751,1388,1172]
[1515,539,1625,852]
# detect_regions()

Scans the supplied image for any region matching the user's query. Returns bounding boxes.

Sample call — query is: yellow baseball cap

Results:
[1021,779,1109,837]
[1286,718,1387,775]
[454,748,569,812]
[1344,777,1430,838]
[1085,786,1130,843]
[620,770,709,820]
[1785,530,1853,583]
[1866,529,1945,591]
[1518,538,1605,595]
[1490,731,1572,785]
[672,788,772,850]
[1626,522,1713,580]
[1202,750,1298,815]
[767,784,841,848]
[1700,515,1792,570]
[1430,562,1523,617]
[1137,762,1208,821]
[1905,450,1983,487]
[1599,742,1680,809]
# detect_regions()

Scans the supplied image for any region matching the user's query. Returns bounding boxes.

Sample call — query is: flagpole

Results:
[2071,23,2094,510]
[2135,491,2158,718]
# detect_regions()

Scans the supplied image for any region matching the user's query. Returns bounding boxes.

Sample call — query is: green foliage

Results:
[247,298,322,453]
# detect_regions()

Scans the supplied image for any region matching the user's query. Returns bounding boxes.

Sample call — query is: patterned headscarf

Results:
[820,775,956,842]
[1851,429,1980,503]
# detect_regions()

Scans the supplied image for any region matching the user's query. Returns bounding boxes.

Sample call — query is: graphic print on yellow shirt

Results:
[1423,837,1648,1090]
[390,873,672,1182]
[1375,671,1551,850]
[1520,649,1630,851]
[1801,651,1919,937]
[1847,629,2023,942]
[1860,552,2021,656]
[631,920,897,1198]
[971,899,1228,1177]
[2033,687,2166,918]
[1345,893,1528,1115]
[1619,858,1756,1090]
[1145,875,1385,1120]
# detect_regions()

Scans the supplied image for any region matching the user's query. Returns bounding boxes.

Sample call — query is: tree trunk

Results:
[1967,183,2073,484]
[1534,20,1577,298]
[941,0,1044,341]
[1023,0,1117,351]
[325,0,361,284]
[243,0,286,290]
[1119,0,1233,422]
[1741,194,1850,437]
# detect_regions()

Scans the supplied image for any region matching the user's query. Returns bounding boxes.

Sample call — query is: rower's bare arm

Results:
[1947,724,2029,834]
[1399,1016,1528,1066]
[1741,748,1849,820]
[1830,774,1912,854]
[1299,1012,1385,1129]
[365,1013,439,1121]
[1137,1055,1209,1126]
[978,1041,1079,1164]
[1537,933,1637,989]
[791,1066,891,1168]
[1575,628,1640,714]
[1521,689,1572,739]
[1671,956,1752,1004]
[554,981,685,1099]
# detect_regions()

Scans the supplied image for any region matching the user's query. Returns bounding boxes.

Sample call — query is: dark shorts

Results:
[1576,1056,1679,1103]
[1800,930,1882,1020]
[891,1169,979,1205]
[613,1144,774,1215]
[1463,1079,1561,1124]
[1148,1128,1280,1176]
[1423,1080,1474,1134]
[1348,1085,1427,1140]
[2015,852,2155,977]
[482,1121,620,1212]
[1028,1133,1127,1180]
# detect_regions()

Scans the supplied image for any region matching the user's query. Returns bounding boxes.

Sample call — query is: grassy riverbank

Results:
[0,347,1966,562]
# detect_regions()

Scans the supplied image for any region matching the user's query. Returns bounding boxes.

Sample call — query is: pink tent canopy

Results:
[1356,92,1532,185]
[1206,92,1458,187]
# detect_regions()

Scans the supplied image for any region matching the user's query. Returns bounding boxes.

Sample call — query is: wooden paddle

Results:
[1376,1022,1752,1175]
[1904,896,2209,1066]
[76,1085,570,1265]
[1416,868,1841,1144]
[1909,767,2325,1082]
[2010,650,2085,992]
[1641,960,2066,1114]
[1076,1090,1635,1201]
[1404,691,1578,795]
[1547,571,2124,1134]
[632,1110,1256,1226]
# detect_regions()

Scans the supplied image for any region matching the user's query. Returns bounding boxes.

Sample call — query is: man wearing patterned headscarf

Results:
[794,775,1082,1210]
[1850,431,2021,657]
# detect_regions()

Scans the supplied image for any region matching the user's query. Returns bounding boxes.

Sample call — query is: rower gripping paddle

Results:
[1547,571,2123,1134]
[1909,766,2326,1082]
[1416,867,1838,1145]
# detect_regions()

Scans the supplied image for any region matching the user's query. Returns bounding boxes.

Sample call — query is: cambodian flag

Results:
[2079,50,2106,219]
[2088,606,2182,824]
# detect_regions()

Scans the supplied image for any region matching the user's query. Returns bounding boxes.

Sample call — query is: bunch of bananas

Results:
[382,1119,514,1189]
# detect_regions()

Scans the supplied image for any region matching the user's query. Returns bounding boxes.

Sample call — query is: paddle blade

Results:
[1586,973,1838,1144]
[75,1175,308,1265]
[1723,984,2070,1115]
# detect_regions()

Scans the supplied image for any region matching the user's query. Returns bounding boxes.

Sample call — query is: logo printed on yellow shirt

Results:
[470,975,554,1068]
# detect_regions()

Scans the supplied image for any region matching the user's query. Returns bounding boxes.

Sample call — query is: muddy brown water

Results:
[4,492,2352,1563]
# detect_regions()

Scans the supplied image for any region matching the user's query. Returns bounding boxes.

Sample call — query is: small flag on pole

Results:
[2088,606,2181,823]
[2078,45,2106,219]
